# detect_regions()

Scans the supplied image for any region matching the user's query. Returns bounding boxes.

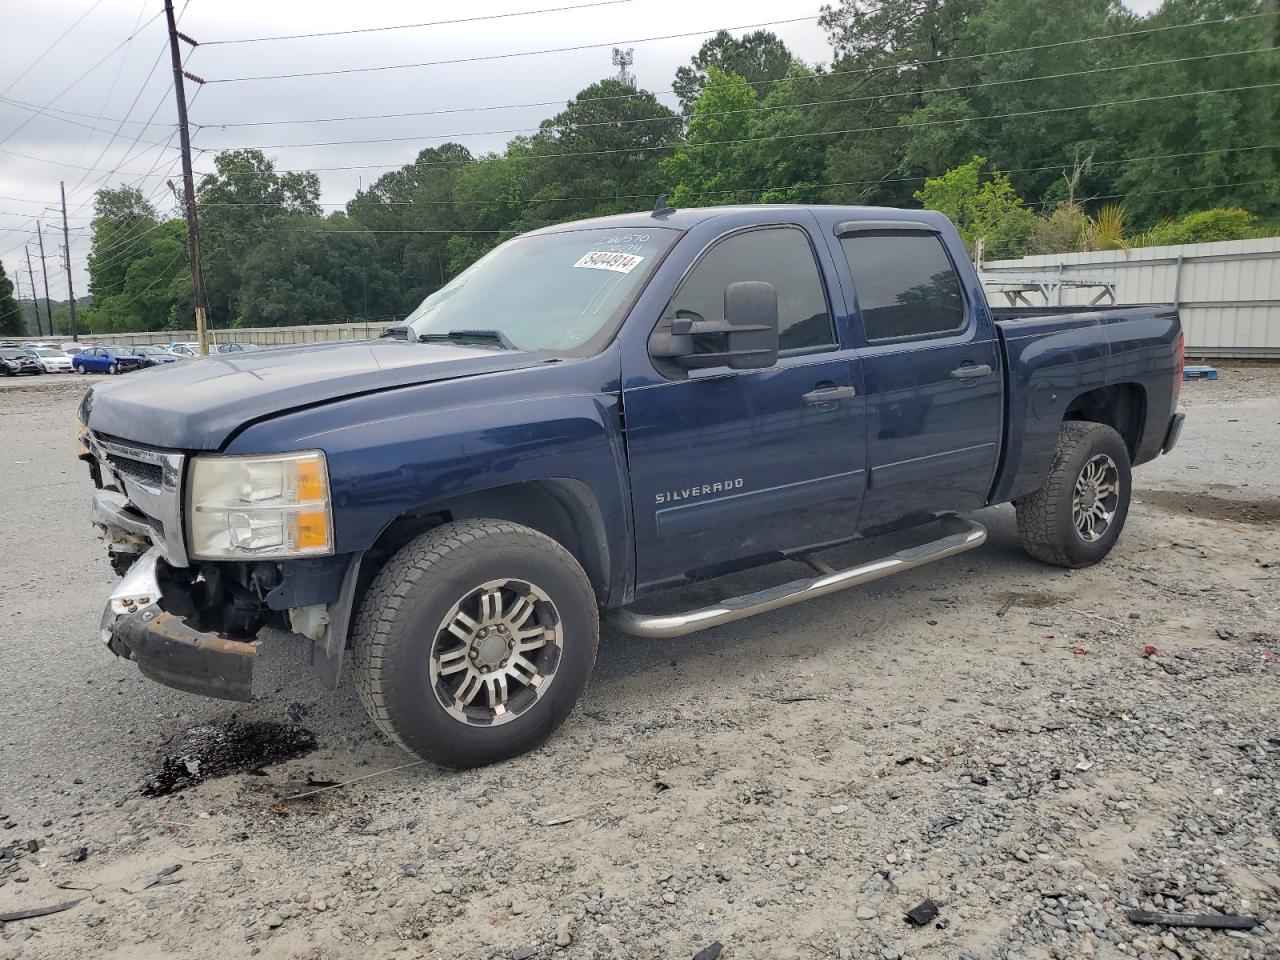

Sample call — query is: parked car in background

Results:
[0,347,43,376]
[216,342,260,354]
[71,345,145,375]
[24,346,73,373]
[61,343,85,356]
[133,345,180,367]
[379,324,411,341]
[166,342,201,358]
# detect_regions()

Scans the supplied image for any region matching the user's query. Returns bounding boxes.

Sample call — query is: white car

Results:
[25,347,73,373]
[166,342,202,358]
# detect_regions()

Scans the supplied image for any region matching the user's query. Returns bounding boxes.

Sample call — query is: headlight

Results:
[187,451,333,560]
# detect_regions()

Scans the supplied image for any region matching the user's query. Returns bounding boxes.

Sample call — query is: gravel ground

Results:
[0,366,1277,960]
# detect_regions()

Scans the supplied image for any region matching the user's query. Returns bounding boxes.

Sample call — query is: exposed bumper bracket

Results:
[609,516,987,639]
[100,546,257,701]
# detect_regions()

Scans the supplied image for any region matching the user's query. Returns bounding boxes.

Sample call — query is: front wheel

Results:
[1015,421,1132,568]
[107,362,119,375]
[351,519,598,769]
[75,364,86,375]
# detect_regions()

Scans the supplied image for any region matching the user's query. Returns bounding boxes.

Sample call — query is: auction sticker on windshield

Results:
[573,251,645,274]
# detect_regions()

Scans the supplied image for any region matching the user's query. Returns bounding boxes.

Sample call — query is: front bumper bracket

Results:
[100,547,258,702]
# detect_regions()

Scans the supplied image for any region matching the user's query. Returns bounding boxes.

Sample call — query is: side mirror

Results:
[650,281,780,372]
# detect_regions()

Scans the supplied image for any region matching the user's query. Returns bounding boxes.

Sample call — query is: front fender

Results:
[224,352,632,597]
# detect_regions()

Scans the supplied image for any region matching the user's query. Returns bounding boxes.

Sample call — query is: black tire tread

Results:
[1015,421,1123,568]
[351,518,596,758]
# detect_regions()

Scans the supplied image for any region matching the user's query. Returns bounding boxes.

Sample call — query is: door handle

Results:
[802,385,857,405]
[949,363,993,380]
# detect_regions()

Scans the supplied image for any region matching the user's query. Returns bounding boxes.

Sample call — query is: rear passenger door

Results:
[834,222,1002,531]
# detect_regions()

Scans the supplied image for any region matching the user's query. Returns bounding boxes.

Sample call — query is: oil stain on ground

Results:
[1137,489,1280,526]
[143,719,316,797]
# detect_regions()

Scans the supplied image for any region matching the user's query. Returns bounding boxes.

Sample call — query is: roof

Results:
[525,203,937,235]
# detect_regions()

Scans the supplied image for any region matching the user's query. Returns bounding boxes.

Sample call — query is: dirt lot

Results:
[0,367,1277,960]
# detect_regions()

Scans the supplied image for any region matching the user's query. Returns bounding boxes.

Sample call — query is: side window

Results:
[840,233,966,343]
[670,227,835,354]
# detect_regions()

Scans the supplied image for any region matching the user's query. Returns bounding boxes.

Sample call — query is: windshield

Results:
[0,349,25,359]
[33,349,61,357]
[404,226,678,353]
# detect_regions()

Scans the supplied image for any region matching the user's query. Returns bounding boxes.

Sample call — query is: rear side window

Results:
[671,227,835,352]
[841,233,966,343]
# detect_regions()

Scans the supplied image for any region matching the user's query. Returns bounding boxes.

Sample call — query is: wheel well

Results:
[1063,383,1146,458]
[363,480,612,605]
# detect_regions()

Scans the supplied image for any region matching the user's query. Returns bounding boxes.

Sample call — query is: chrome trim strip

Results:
[609,517,987,639]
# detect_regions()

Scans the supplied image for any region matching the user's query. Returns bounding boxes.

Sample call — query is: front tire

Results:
[1015,421,1132,568]
[76,364,86,375]
[107,362,119,375]
[351,519,599,769]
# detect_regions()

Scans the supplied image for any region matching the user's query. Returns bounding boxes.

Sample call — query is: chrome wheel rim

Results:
[429,578,562,727]
[1072,453,1120,543]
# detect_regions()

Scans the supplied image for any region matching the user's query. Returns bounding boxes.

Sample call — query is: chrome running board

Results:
[609,516,987,639]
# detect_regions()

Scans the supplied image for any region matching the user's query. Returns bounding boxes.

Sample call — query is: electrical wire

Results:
[203,15,821,83]
[202,48,1272,152]
[0,0,109,97]
[201,0,638,45]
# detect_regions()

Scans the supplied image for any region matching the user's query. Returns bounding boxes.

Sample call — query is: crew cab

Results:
[80,205,1184,768]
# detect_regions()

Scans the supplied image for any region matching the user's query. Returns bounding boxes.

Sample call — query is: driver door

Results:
[621,223,867,592]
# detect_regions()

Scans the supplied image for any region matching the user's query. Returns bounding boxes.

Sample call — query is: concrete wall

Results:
[984,237,1280,359]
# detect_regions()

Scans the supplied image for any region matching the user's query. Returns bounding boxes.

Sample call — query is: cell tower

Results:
[612,47,635,88]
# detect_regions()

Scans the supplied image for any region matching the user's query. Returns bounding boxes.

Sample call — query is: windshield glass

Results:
[33,349,61,357]
[404,226,678,353]
[0,349,25,359]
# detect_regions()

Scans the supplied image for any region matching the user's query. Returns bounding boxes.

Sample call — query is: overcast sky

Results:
[0,0,1162,300]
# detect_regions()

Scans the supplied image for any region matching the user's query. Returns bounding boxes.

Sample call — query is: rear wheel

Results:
[352,519,598,768]
[1015,421,1131,568]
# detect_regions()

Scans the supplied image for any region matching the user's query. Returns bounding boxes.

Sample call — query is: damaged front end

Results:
[83,423,360,703]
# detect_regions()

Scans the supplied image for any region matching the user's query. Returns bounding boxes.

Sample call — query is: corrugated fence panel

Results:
[985,236,1280,357]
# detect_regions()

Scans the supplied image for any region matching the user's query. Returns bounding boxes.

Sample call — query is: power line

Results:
[0,0,108,97]
[204,48,1271,152]
[194,81,1280,175]
[196,9,1277,118]
[187,144,1279,209]
[203,15,820,83]
[0,8,166,147]
[202,0,638,45]
[0,94,171,128]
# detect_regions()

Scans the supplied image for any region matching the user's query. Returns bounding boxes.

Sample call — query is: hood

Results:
[84,339,544,450]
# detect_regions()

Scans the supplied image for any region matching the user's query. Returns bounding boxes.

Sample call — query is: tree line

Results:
[26,0,1275,336]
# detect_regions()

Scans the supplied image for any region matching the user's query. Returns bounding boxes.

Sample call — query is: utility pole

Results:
[163,0,209,356]
[59,181,78,342]
[36,223,53,341]
[24,246,39,337]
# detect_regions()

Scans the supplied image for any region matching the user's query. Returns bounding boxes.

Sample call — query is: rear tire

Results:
[1015,421,1131,568]
[351,519,598,769]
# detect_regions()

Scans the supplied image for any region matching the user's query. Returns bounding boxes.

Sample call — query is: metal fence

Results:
[12,319,400,350]
[984,236,1280,359]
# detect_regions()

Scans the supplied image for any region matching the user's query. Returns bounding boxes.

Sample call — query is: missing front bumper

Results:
[100,547,258,702]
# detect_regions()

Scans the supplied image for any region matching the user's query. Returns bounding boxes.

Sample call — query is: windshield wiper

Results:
[418,329,516,350]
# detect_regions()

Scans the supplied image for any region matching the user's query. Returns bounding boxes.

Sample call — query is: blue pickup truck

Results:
[81,204,1185,767]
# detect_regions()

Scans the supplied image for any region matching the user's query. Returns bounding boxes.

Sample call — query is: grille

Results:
[107,453,163,487]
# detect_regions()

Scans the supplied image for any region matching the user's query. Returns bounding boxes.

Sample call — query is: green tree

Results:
[1146,207,1258,245]
[915,156,1036,258]
[86,186,160,305]
[0,262,22,336]
[198,149,322,325]
[662,68,759,206]
[83,221,191,333]
[672,30,795,112]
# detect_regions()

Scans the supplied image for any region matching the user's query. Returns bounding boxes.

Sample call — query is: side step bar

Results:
[609,516,987,639]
